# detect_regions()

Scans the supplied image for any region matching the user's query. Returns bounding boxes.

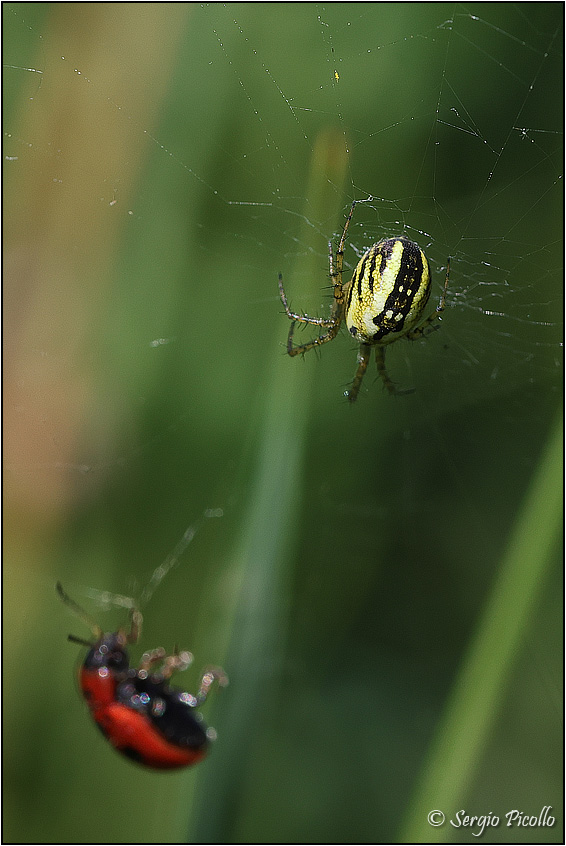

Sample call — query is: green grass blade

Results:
[401,411,563,843]
[188,128,350,843]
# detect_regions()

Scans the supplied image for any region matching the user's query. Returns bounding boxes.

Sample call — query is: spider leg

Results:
[285,318,342,356]
[336,200,357,256]
[375,346,414,396]
[346,343,371,402]
[405,257,450,341]
[279,262,345,356]
[348,344,414,400]
[278,273,337,327]
[278,202,358,361]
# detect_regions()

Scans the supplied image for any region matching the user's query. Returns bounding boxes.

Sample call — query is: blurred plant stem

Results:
[4,3,190,529]
[400,410,563,843]
[185,128,350,842]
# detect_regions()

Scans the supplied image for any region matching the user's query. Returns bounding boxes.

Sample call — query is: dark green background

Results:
[4,3,562,843]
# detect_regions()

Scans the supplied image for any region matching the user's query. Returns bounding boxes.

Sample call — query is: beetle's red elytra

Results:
[57,582,227,770]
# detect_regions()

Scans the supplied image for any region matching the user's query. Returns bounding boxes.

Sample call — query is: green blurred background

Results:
[4,3,562,843]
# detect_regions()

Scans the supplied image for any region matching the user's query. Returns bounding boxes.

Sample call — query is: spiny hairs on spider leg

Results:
[278,200,450,401]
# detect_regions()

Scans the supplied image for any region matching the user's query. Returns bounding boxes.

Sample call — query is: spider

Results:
[278,200,450,402]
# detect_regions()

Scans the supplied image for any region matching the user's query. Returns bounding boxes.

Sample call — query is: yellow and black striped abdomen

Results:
[345,237,431,345]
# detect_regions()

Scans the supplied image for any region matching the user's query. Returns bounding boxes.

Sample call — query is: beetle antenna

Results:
[68,634,94,648]
[56,582,102,639]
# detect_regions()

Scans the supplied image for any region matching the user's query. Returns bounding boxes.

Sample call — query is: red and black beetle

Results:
[56,582,227,770]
